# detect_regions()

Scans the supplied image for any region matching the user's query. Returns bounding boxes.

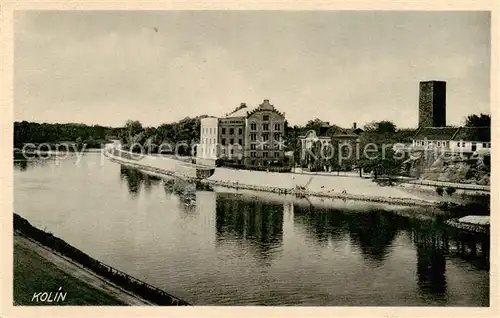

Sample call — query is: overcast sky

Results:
[15,11,490,128]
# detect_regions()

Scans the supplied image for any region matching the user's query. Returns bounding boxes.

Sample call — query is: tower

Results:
[418,81,446,128]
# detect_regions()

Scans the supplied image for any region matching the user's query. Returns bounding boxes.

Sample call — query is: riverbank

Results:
[13,214,190,306]
[106,150,437,207]
[14,233,133,305]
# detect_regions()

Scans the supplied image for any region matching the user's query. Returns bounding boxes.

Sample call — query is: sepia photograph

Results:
[4,7,496,313]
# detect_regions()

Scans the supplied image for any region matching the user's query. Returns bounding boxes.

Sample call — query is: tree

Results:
[364,120,397,134]
[465,114,490,128]
[124,120,143,137]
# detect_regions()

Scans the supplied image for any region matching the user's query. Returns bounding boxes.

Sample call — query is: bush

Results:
[435,186,444,196]
[445,186,456,195]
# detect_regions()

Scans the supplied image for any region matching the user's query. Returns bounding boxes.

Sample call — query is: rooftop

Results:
[413,126,490,142]
[224,103,249,118]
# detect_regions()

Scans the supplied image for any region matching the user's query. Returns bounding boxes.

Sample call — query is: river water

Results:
[13,153,489,306]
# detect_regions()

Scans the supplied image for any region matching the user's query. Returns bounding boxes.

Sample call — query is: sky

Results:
[14,11,491,128]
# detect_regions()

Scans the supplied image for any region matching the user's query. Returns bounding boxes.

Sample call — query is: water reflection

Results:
[346,212,400,264]
[293,205,400,263]
[14,153,490,306]
[215,193,284,265]
[120,165,163,196]
[292,205,346,246]
[120,166,143,196]
[416,245,447,299]
[14,160,28,171]
[14,158,54,171]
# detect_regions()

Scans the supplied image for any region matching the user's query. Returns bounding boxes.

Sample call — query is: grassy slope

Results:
[13,237,125,306]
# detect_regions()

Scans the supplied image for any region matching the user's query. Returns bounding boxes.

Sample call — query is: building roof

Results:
[413,126,491,142]
[327,126,362,138]
[413,127,459,141]
[247,99,285,118]
[299,125,362,140]
[453,127,491,142]
[224,100,286,118]
[225,104,249,118]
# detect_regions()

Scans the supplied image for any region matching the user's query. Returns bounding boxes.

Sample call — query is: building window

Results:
[250,144,256,150]
[483,143,487,148]
[263,152,268,158]
[222,128,226,135]
[238,128,243,135]
[230,128,234,135]
[274,152,279,157]
[262,134,269,141]
[274,133,280,141]
[263,115,269,121]
[250,134,257,141]
[263,144,269,150]
[251,123,257,130]
[251,152,256,158]
[457,142,460,147]
[221,138,226,146]
[230,149,234,155]
[262,124,269,131]
[238,139,242,145]
[462,142,466,147]
[274,123,280,130]
[437,141,441,147]
[230,139,234,145]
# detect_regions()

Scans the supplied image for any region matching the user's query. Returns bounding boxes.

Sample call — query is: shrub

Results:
[445,186,456,195]
[435,186,444,196]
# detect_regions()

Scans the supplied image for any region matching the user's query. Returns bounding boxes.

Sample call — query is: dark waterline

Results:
[14,154,489,306]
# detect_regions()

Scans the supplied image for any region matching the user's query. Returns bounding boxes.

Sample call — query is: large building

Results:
[197,116,219,166]
[218,103,248,165]
[418,80,447,128]
[244,99,286,167]
[206,99,287,168]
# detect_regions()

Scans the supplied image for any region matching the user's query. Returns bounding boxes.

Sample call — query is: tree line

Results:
[14,121,123,149]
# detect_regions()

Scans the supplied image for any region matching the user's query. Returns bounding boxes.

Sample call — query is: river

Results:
[13,153,489,306]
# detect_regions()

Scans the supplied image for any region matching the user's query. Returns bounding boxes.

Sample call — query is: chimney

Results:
[240,102,246,107]
[353,122,357,129]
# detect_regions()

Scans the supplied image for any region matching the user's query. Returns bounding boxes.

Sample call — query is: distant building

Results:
[418,80,446,128]
[412,126,491,154]
[298,122,363,170]
[412,80,490,155]
[197,117,219,166]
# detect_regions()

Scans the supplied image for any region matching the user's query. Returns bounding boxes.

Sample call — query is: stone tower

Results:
[418,81,446,128]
